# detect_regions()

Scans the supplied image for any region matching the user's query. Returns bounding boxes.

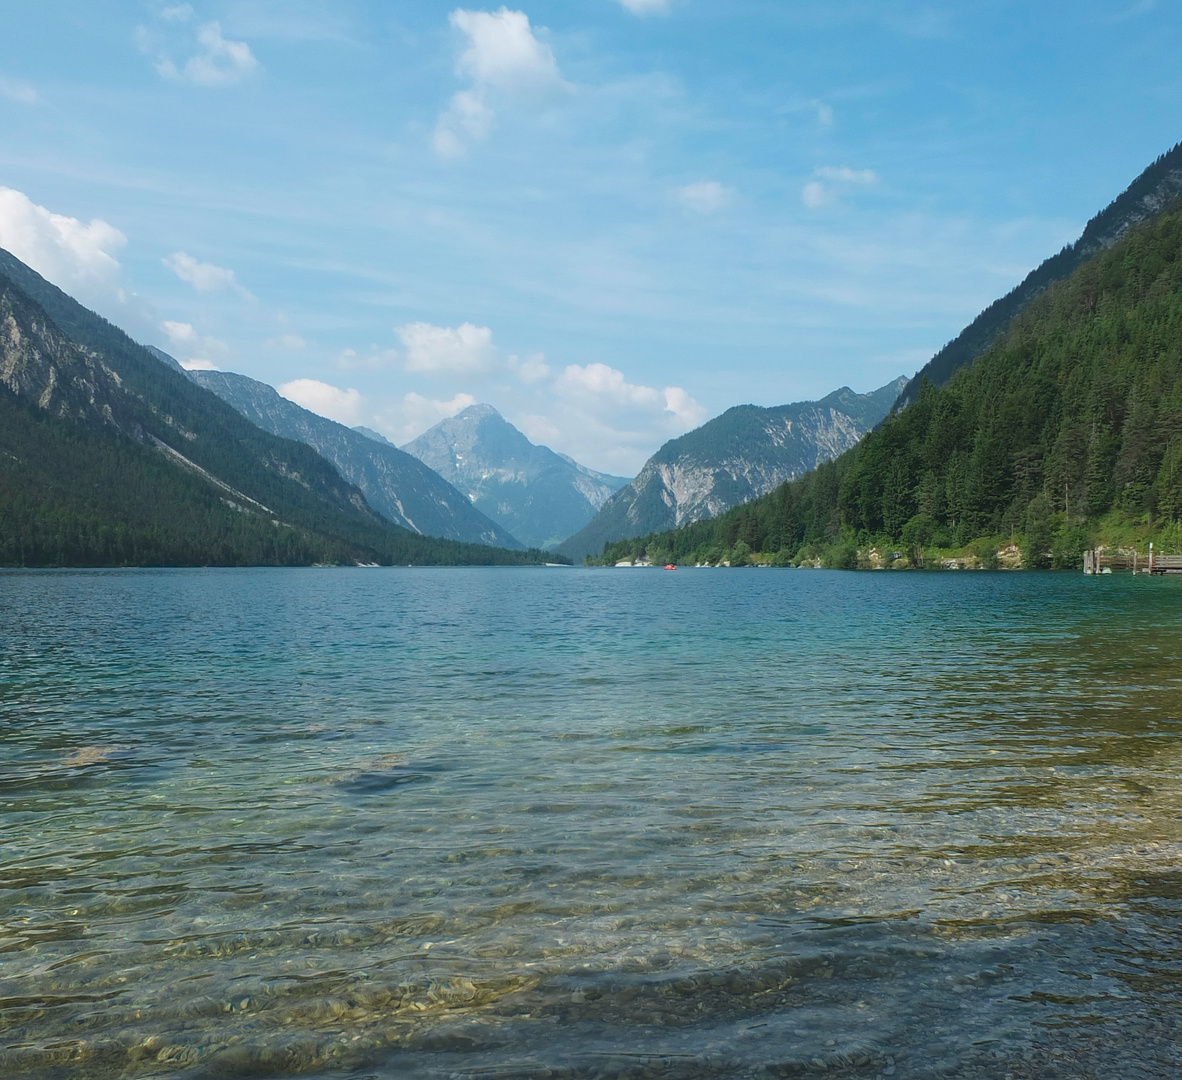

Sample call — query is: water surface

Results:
[3,567,1182,1079]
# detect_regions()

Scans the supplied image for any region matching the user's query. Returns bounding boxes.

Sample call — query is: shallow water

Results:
[2,567,1182,1080]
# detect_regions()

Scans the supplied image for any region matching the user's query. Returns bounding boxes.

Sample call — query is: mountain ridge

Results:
[893,139,1182,411]
[188,370,523,549]
[592,191,1182,570]
[401,404,629,549]
[0,246,550,567]
[557,377,906,562]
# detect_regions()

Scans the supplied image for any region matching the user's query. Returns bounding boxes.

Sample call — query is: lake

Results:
[2,567,1182,1079]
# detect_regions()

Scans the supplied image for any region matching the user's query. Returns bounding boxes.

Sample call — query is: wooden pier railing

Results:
[1084,549,1182,574]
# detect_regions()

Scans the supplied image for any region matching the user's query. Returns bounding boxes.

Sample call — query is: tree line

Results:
[595,200,1182,570]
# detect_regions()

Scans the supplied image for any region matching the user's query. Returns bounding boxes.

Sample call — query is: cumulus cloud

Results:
[160,319,230,369]
[559,361,661,406]
[662,385,707,427]
[528,362,707,473]
[802,165,878,209]
[434,7,566,158]
[613,0,671,14]
[138,20,258,86]
[277,378,367,426]
[163,251,253,298]
[558,362,705,424]
[0,187,126,297]
[507,352,550,384]
[676,181,732,213]
[397,321,494,375]
[452,7,563,91]
[396,392,478,441]
[0,75,38,104]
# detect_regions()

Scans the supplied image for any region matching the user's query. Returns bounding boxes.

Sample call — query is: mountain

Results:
[400,404,630,549]
[0,246,551,567]
[352,425,395,446]
[893,139,1182,411]
[593,191,1182,570]
[556,378,906,562]
[187,370,522,549]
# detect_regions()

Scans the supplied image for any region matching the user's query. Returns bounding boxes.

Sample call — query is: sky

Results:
[1,2,1180,475]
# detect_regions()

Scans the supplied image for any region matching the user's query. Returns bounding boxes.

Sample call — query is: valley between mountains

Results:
[3,139,1182,568]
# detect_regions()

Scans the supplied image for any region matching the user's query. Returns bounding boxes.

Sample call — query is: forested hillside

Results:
[0,250,556,567]
[557,378,905,562]
[892,139,1182,410]
[595,199,1182,569]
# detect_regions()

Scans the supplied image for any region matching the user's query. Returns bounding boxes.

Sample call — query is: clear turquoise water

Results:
[3,567,1182,1080]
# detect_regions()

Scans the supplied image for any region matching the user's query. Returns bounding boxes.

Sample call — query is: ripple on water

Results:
[3,568,1182,1079]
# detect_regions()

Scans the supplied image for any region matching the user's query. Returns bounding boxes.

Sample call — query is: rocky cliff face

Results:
[2,278,137,433]
[189,370,523,549]
[0,246,457,560]
[556,378,906,562]
[400,404,629,549]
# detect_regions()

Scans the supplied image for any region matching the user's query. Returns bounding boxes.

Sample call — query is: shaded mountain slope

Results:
[401,404,629,549]
[188,370,522,549]
[557,378,905,562]
[0,248,547,566]
[894,139,1182,411]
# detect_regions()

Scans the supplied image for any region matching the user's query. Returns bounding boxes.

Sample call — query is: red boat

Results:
[664,564,677,570]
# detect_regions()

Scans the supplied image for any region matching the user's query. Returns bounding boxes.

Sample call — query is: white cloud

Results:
[366,391,477,445]
[395,391,478,441]
[614,0,671,14]
[435,7,566,157]
[0,187,126,296]
[161,319,198,345]
[559,362,706,427]
[813,100,834,128]
[508,352,550,384]
[802,165,878,209]
[559,361,662,407]
[160,3,194,21]
[451,8,563,91]
[662,385,706,427]
[139,21,258,86]
[397,321,494,374]
[160,319,230,369]
[535,362,706,473]
[163,250,253,298]
[0,75,38,104]
[676,181,732,213]
[277,378,367,426]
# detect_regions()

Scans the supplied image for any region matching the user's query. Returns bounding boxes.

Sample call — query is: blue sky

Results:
[1,1,1179,473]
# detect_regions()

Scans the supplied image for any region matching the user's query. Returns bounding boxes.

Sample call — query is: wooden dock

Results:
[1084,549,1182,574]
